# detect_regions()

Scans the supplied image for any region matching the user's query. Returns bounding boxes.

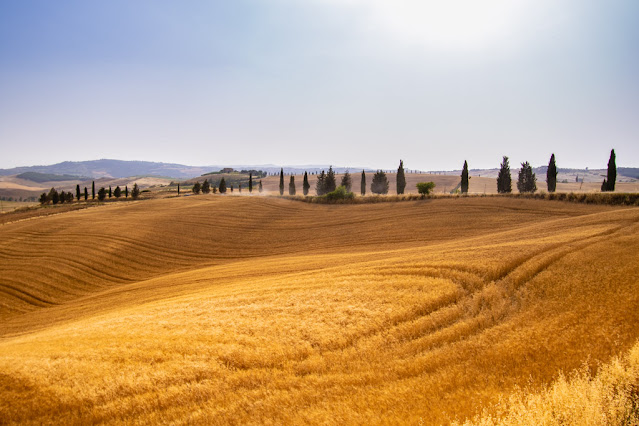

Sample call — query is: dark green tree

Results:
[49,188,59,204]
[76,184,81,201]
[238,183,242,193]
[461,160,469,194]
[230,185,234,193]
[341,170,352,193]
[371,170,389,194]
[84,187,88,201]
[497,156,512,193]
[517,162,537,193]
[177,183,180,195]
[396,160,406,194]
[325,166,337,193]
[361,170,366,196]
[602,149,616,192]
[249,173,253,193]
[92,181,95,199]
[98,187,107,201]
[303,172,310,196]
[192,181,201,194]
[108,186,112,198]
[219,178,227,193]
[65,192,73,203]
[547,153,558,192]
[59,191,66,204]
[279,168,284,195]
[39,192,48,205]
[202,179,211,194]
[114,186,122,198]
[125,186,128,198]
[259,180,263,193]
[316,170,327,195]
[289,175,296,195]
[131,183,140,199]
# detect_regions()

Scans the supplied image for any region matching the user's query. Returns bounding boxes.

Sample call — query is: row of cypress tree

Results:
[190,175,264,195]
[40,182,140,205]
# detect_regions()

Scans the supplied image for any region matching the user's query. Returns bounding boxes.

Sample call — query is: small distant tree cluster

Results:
[517,161,537,193]
[497,156,512,193]
[316,166,337,195]
[601,149,616,192]
[202,179,211,194]
[371,170,389,194]
[192,181,201,194]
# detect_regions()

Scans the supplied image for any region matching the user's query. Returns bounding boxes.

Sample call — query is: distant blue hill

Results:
[0,159,215,179]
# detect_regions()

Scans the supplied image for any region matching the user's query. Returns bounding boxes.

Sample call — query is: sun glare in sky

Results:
[318,0,537,50]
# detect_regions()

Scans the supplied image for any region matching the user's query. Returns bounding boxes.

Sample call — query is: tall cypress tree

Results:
[396,160,406,194]
[125,186,128,198]
[279,168,284,195]
[361,170,366,196]
[84,187,88,201]
[289,175,296,195]
[547,153,558,193]
[249,173,253,193]
[497,156,512,193]
[325,166,337,193]
[202,179,210,194]
[92,181,95,199]
[259,180,263,193]
[303,172,310,195]
[316,170,327,195]
[603,149,616,192]
[177,183,180,195]
[76,184,81,201]
[219,178,227,193]
[131,183,140,199]
[108,186,112,198]
[461,160,469,194]
[341,171,352,192]
[517,162,537,193]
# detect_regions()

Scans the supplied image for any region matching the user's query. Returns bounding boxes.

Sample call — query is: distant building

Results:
[221,168,234,173]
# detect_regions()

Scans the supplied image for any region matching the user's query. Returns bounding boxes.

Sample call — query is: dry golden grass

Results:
[1,196,638,424]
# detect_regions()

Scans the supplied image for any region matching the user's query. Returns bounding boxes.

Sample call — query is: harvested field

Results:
[1,196,638,424]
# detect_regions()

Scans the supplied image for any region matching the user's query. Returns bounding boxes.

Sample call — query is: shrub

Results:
[416,182,436,195]
[324,186,355,201]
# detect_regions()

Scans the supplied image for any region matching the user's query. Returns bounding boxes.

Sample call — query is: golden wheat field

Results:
[1,195,638,424]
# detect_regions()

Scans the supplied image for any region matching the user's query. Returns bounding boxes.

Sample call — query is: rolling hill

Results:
[1,196,638,424]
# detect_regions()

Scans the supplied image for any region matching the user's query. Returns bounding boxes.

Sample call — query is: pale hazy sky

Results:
[1,0,637,170]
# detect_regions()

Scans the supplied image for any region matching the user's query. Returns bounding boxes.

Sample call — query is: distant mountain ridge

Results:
[0,159,215,179]
[0,160,373,179]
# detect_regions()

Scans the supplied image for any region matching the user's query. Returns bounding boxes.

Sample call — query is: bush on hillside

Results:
[416,182,436,195]
[324,186,355,201]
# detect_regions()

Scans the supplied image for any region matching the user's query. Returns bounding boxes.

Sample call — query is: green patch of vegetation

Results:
[416,182,436,195]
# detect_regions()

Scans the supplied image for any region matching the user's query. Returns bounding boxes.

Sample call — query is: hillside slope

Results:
[1,197,638,424]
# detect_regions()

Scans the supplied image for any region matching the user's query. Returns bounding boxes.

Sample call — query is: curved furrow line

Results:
[0,283,59,307]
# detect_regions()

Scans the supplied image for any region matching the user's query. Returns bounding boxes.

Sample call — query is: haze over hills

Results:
[2,159,638,181]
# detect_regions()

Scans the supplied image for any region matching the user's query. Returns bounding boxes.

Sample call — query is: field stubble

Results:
[0,196,638,424]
